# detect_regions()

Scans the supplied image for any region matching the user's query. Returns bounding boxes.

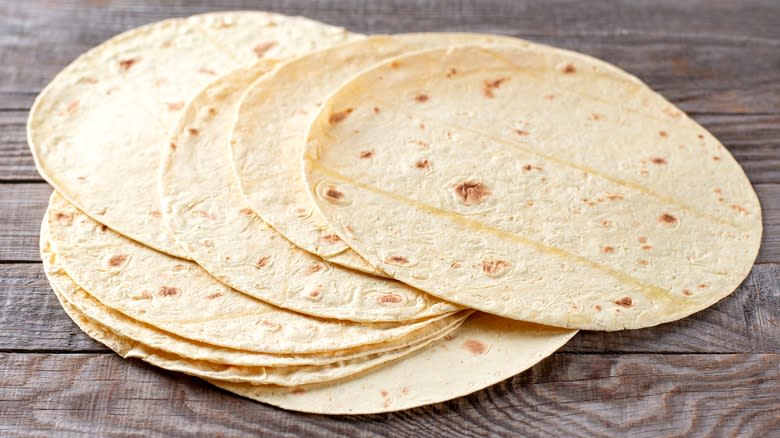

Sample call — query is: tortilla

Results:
[41,229,467,367]
[303,45,762,330]
[211,312,576,414]
[28,11,356,258]
[52,283,467,386]
[230,34,535,271]
[159,60,458,322]
[46,192,463,353]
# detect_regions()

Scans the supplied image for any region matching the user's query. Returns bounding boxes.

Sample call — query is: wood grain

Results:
[0,352,777,436]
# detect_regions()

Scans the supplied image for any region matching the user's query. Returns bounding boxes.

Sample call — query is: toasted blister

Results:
[159,60,460,323]
[28,11,358,258]
[210,312,576,414]
[45,192,465,354]
[302,44,762,330]
[229,34,541,273]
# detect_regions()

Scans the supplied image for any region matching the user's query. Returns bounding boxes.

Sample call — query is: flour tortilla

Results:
[41,227,467,367]
[52,284,466,386]
[28,11,356,258]
[159,61,458,322]
[230,34,535,271]
[212,312,576,414]
[46,193,463,353]
[303,45,762,330]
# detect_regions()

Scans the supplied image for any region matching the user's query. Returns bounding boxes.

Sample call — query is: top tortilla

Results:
[303,45,762,330]
[27,11,355,258]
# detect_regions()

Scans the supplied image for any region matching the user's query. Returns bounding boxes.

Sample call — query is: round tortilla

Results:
[159,60,458,322]
[230,34,535,271]
[211,312,576,414]
[303,45,762,330]
[41,227,467,367]
[28,11,356,258]
[45,192,463,353]
[51,285,467,386]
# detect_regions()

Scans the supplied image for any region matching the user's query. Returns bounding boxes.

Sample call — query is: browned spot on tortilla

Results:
[99,224,108,232]
[682,289,693,296]
[418,122,425,130]
[160,40,173,48]
[412,139,429,148]
[641,245,653,250]
[482,77,509,98]
[198,67,216,75]
[651,157,667,165]
[450,261,461,269]
[601,219,611,228]
[663,106,682,118]
[446,67,457,78]
[414,94,429,103]
[255,256,270,268]
[54,212,73,225]
[482,259,510,275]
[188,127,199,136]
[118,58,138,71]
[658,130,668,138]
[522,164,542,172]
[329,108,353,124]
[658,213,678,225]
[713,187,723,194]
[308,288,321,299]
[544,94,557,100]
[562,63,576,74]
[385,255,409,265]
[132,290,152,300]
[605,193,623,201]
[390,60,401,69]
[401,387,409,395]
[513,128,529,136]
[415,159,430,169]
[239,208,254,216]
[372,106,380,113]
[205,292,223,300]
[698,283,709,289]
[65,100,79,114]
[172,264,187,272]
[169,142,176,151]
[359,150,373,159]
[191,210,214,220]
[713,156,721,161]
[321,234,341,244]
[207,107,217,116]
[614,296,633,307]
[601,246,615,254]
[325,188,343,201]
[253,41,277,57]
[729,204,748,215]
[304,262,325,275]
[462,339,487,355]
[291,388,306,395]
[108,254,128,267]
[594,304,602,311]
[454,181,491,205]
[377,294,403,305]
[589,113,603,121]
[637,259,649,266]
[166,102,184,112]
[158,286,180,297]
[443,334,455,341]
[640,169,649,177]
[638,236,648,243]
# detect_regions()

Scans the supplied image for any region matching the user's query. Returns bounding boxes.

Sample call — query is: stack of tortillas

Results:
[27,11,762,414]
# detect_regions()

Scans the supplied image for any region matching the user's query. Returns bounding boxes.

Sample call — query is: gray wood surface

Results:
[1,0,778,436]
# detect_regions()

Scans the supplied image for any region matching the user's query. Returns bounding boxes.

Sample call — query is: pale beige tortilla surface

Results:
[28,11,356,258]
[41,226,467,367]
[45,192,463,353]
[52,284,467,386]
[159,60,458,322]
[212,312,576,414]
[303,45,762,330]
[230,34,535,271]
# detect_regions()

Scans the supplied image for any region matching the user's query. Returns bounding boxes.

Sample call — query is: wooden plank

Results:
[6,111,780,182]
[6,184,779,263]
[2,262,777,354]
[1,1,779,114]
[0,352,777,436]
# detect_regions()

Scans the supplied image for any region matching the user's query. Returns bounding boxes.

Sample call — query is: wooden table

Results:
[1,1,778,436]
